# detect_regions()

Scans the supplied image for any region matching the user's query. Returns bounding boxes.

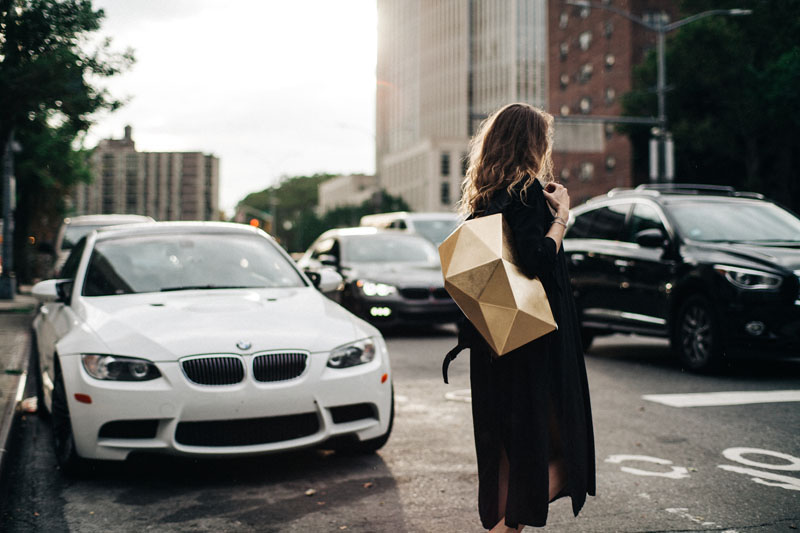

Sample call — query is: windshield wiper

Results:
[160,285,262,292]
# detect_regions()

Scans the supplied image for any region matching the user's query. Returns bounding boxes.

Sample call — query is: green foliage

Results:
[238,176,410,253]
[621,0,800,212]
[0,0,133,281]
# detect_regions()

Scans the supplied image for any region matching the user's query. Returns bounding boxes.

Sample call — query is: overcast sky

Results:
[87,0,378,216]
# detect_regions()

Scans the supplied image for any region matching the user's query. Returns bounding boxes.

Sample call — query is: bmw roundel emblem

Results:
[236,340,252,351]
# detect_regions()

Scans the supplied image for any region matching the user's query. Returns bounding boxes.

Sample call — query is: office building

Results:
[73,126,220,221]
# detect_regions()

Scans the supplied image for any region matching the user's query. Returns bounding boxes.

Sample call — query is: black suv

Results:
[563,184,800,371]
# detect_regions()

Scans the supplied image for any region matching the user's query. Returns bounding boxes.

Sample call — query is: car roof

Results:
[584,184,767,206]
[317,227,434,240]
[93,221,264,241]
[63,214,155,226]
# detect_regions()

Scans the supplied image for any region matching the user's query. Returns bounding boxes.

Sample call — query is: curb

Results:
[0,322,33,482]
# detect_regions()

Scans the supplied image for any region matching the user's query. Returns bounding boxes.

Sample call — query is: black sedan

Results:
[298,228,460,327]
[563,184,800,371]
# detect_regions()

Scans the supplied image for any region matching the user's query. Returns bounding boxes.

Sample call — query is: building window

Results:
[605,123,615,139]
[579,31,592,51]
[606,155,617,171]
[440,152,450,176]
[579,6,590,19]
[559,73,570,89]
[605,87,616,105]
[559,42,569,60]
[579,162,595,181]
[559,11,569,29]
[560,168,571,182]
[604,21,614,38]
[578,63,594,83]
[579,97,592,114]
[605,53,616,69]
[461,153,469,176]
[560,105,571,116]
[441,182,450,205]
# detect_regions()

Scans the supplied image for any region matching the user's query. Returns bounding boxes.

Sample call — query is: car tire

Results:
[335,386,394,454]
[674,295,722,372]
[51,362,83,474]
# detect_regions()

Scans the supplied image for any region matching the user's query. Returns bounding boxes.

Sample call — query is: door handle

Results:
[571,253,585,264]
[614,259,631,268]
[40,307,49,315]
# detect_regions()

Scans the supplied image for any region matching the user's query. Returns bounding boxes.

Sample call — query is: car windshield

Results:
[343,234,440,265]
[412,218,460,244]
[82,232,306,296]
[669,201,800,243]
[63,224,109,250]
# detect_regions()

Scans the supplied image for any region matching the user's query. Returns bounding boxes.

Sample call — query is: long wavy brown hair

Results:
[459,103,555,215]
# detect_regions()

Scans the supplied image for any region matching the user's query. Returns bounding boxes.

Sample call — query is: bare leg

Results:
[548,459,566,501]
[489,449,523,532]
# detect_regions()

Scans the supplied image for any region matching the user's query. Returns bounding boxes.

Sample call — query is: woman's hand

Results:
[543,182,570,220]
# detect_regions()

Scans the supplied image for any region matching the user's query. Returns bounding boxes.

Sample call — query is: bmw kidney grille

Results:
[182,356,245,385]
[253,352,308,382]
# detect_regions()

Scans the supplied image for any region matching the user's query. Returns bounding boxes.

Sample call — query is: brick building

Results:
[548,0,677,202]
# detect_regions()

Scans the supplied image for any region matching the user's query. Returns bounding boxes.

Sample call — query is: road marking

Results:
[642,390,800,407]
[605,454,691,479]
[444,388,472,403]
[664,508,737,531]
[722,447,800,472]
[717,465,800,491]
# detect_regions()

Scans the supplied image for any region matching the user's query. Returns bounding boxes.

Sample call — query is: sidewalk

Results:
[0,290,37,481]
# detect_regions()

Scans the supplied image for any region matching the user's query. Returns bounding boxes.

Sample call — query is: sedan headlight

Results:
[356,280,397,297]
[714,265,783,290]
[81,354,161,381]
[327,339,377,369]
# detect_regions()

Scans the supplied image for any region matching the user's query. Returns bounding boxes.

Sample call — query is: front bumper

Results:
[352,297,461,327]
[59,348,392,461]
[718,299,800,356]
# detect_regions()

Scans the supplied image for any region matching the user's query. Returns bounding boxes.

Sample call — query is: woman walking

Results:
[455,103,595,531]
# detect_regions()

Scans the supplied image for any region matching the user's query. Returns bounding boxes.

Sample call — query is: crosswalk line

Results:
[642,390,800,407]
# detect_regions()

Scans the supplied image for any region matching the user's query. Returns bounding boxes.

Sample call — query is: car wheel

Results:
[51,363,83,474]
[336,386,395,454]
[674,295,722,372]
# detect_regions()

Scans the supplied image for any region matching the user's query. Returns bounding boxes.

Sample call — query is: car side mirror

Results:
[31,279,72,304]
[635,228,668,248]
[306,268,343,293]
[56,280,74,304]
[317,254,339,267]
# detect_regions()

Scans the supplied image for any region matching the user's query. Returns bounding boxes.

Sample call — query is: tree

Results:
[0,0,133,281]
[621,0,800,213]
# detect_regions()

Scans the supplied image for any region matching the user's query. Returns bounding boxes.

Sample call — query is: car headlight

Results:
[356,280,397,297]
[327,339,377,369]
[81,354,161,381]
[714,265,783,290]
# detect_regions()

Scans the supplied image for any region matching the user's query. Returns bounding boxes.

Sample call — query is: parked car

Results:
[51,214,155,276]
[359,211,461,245]
[563,184,800,371]
[31,222,393,472]
[298,227,461,327]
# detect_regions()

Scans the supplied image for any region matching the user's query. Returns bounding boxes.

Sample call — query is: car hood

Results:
[687,241,800,272]
[73,288,375,361]
[342,263,445,287]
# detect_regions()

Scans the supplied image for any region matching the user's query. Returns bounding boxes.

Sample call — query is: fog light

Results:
[370,306,392,317]
[745,321,765,336]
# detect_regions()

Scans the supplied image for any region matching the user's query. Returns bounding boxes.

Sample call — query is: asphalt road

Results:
[1,329,798,532]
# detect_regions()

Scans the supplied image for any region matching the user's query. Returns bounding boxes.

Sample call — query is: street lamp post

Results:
[566,1,751,183]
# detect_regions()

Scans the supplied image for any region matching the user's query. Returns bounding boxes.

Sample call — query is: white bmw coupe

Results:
[31,222,393,472]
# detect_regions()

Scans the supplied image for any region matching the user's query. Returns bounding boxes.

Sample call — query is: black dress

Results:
[459,179,596,529]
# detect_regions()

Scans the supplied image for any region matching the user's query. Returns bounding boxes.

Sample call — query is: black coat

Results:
[457,179,596,528]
